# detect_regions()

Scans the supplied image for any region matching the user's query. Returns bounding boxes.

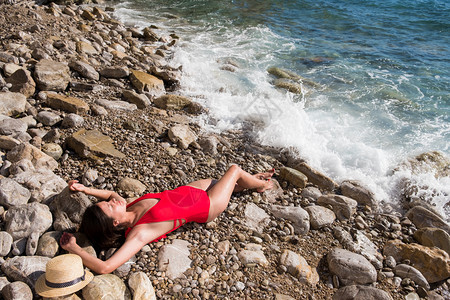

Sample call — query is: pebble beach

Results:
[0,1,449,299]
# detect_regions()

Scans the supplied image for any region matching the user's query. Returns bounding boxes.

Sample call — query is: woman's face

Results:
[97,197,126,225]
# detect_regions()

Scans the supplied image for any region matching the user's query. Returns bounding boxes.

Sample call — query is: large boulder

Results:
[168,125,197,149]
[280,250,319,285]
[279,167,308,189]
[36,231,61,258]
[69,60,99,80]
[413,227,450,255]
[5,68,35,98]
[0,177,31,208]
[332,285,393,300]
[45,93,90,114]
[1,256,50,288]
[292,162,337,191]
[243,202,270,234]
[128,272,156,300]
[406,206,450,234]
[49,186,92,232]
[34,59,70,91]
[394,264,429,289]
[383,239,450,283]
[7,143,58,170]
[317,194,357,221]
[4,202,52,240]
[304,205,336,229]
[0,231,13,256]
[2,281,33,300]
[130,70,165,95]
[67,129,125,159]
[271,205,310,235]
[327,248,377,285]
[158,239,191,280]
[0,92,27,116]
[0,118,28,136]
[122,90,151,109]
[82,274,130,300]
[340,180,377,209]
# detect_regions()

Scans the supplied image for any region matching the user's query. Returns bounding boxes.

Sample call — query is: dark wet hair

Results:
[79,204,125,250]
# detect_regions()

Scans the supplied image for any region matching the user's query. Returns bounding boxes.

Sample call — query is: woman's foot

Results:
[255,168,275,193]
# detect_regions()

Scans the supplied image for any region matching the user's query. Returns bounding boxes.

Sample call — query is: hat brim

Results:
[35,270,94,298]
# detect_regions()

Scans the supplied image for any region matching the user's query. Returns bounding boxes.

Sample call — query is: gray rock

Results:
[394,264,429,289]
[7,143,58,171]
[413,227,450,255]
[82,168,98,186]
[25,231,40,256]
[304,205,336,229]
[243,202,270,234]
[36,111,62,126]
[12,168,66,203]
[116,177,146,197]
[198,136,219,155]
[279,166,308,189]
[12,237,26,256]
[0,118,28,136]
[237,243,269,266]
[36,231,61,258]
[128,272,156,300]
[4,202,52,240]
[122,90,151,109]
[168,125,197,149]
[158,239,191,280]
[0,177,31,207]
[0,135,21,150]
[70,81,103,93]
[279,249,319,285]
[31,48,50,60]
[0,277,11,293]
[332,285,393,300]
[406,206,450,234]
[95,98,137,111]
[301,186,322,201]
[0,52,19,64]
[41,143,63,160]
[5,68,36,98]
[341,180,378,209]
[82,274,130,300]
[1,256,50,288]
[317,194,357,221]
[49,186,92,232]
[34,59,70,91]
[61,113,84,128]
[271,205,310,235]
[0,231,13,256]
[100,66,129,78]
[2,281,33,300]
[69,61,99,80]
[327,248,377,285]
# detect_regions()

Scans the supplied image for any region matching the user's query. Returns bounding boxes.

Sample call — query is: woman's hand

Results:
[60,232,78,252]
[68,180,88,193]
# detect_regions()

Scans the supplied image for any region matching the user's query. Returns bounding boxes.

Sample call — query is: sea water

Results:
[111,0,450,219]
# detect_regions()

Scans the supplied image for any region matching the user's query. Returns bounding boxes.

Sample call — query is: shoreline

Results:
[0,1,449,299]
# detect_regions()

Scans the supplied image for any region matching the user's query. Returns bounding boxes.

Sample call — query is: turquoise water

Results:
[112,0,450,217]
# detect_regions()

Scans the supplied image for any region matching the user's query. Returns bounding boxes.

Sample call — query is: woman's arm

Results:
[68,180,123,202]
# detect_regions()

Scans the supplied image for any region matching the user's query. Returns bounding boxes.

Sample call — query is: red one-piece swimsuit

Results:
[124,186,210,243]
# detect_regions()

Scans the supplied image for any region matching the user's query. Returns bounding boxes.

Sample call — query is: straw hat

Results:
[35,254,94,297]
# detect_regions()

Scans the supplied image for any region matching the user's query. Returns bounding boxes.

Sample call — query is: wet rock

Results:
[0,92,27,116]
[5,68,35,98]
[168,124,197,149]
[0,118,27,136]
[100,66,129,78]
[1,255,50,288]
[394,264,429,289]
[243,202,270,233]
[340,180,377,209]
[49,186,92,232]
[82,274,129,300]
[95,98,137,111]
[12,168,66,202]
[2,281,33,300]
[327,248,377,285]
[0,177,31,208]
[406,206,450,234]
[383,239,450,283]
[158,239,191,280]
[127,271,156,300]
[394,151,450,178]
[69,60,99,81]
[36,111,62,126]
[122,90,151,109]
[413,227,450,255]
[238,243,269,266]
[332,285,393,300]
[293,162,337,191]
[61,113,84,128]
[279,166,308,189]
[36,231,61,258]
[116,177,146,197]
[317,194,357,221]
[4,202,52,240]
[67,129,125,159]
[129,70,165,95]
[305,205,336,229]
[143,27,159,41]
[271,205,310,235]
[0,231,13,256]
[280,249,319,285]
[154,94,192,110]
[45,92,90,114]
[34,59,70,91]
[7,143,58,171]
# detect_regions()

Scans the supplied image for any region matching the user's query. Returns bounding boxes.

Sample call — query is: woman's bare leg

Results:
[206,165,273,221]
